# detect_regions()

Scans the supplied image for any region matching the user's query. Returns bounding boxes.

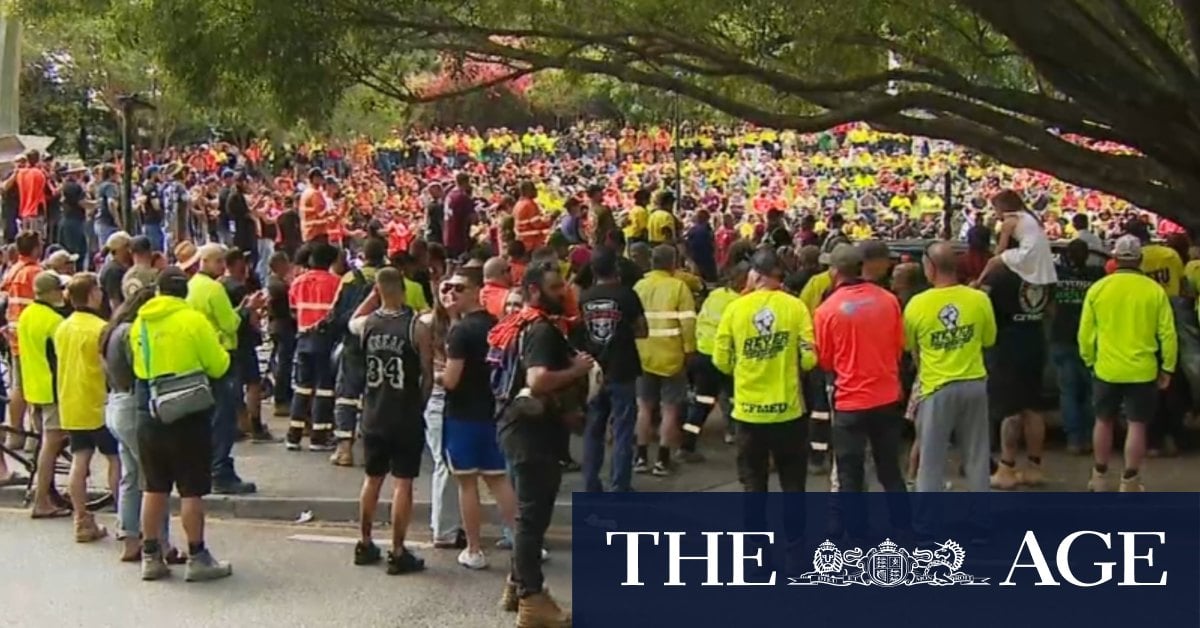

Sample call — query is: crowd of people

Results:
[0,121,1195,628]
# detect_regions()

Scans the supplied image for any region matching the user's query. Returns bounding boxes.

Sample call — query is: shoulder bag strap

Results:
[139,319,152,380]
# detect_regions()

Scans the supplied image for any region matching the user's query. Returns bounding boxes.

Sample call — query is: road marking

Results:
[288,533,433,550]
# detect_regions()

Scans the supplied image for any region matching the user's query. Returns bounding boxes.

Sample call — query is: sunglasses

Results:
[440,282,467,294]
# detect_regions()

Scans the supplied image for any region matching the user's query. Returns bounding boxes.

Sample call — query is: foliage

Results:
[15,0,1200,224]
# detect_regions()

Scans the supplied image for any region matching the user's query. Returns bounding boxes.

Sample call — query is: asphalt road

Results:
[0,509,572,628]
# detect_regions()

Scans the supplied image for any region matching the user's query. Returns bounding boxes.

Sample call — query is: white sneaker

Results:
[541,548,550,563]
[458,548,488,570]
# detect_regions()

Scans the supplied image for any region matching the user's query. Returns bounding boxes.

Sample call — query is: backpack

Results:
[328,268,372,344]
[487,325,530,417]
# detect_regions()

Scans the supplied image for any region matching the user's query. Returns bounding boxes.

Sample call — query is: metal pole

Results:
[673,93,682,208]
[941,170,953,240]
[121,101,134,231]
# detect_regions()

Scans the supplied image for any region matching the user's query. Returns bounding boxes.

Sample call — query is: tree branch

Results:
[1175,0,1200,69]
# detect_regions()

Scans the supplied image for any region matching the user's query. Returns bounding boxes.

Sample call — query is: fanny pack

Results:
[140,320,215,424]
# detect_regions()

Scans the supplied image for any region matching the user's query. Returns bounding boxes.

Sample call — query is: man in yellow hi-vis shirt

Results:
[646,191,677,245]
[713,249,816,494]
[1079,236,1176,492]
[904,242,996,493]
[633,246,696,476]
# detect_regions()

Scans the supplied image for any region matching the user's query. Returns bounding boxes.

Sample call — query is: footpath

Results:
[4,412,1200,525]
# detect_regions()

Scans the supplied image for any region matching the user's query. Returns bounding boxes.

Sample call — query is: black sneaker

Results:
[386,550,426,575]
[212,479,258,495]
[560,458,582,473]
[651,461,672,477]
[250,428,279,443]
[633,457,649,474]
[354,541,382,566]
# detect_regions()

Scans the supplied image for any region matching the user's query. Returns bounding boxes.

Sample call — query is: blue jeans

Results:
[1051,343,1094,447]
[105,391,169,541]
[256,239,274,285]
[143,222,166,253]
[210,366,242,484]
[583,379,637,492]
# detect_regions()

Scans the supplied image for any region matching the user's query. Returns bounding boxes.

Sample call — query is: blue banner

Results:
[572,493,1200,627]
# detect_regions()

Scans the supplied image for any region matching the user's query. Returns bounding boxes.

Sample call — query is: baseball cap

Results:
[1113,235,1143,261]
[156,266,190,295]
[224,246,252,265]
[174,240,201,270]
[220,168,236,179]
[33,271,65,301]
[45,249,79,267]
[105,231,132,252]
[829,243,864,270]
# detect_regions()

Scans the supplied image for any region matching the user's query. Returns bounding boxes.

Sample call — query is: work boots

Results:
[1087,468,1111,492]
[329,440,354,467]
[500,578,519,613]
[989,461,1020,490]
[516,589,571,628]
[1019,461,1045,487]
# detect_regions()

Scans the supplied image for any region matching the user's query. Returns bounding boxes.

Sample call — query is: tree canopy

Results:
[16,0,1200,225]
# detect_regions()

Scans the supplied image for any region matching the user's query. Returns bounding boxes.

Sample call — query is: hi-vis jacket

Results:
[634,270,697,377]
[713,289,816,423]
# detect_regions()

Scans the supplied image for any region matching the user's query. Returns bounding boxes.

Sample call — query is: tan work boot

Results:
[990,462,1020,490]
[1087,468,1111,492]
[74,513,108,543]
[517,589,571,628]
[1119,473,1145,492]
[499,578,519,613]
[329,440,354,467]
[1019,462,1044,487]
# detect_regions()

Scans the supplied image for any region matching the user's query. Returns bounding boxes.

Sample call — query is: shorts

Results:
[636,372,688,406]
[987,350,1045,418]
[363,427,424,479]
[235,345,261,385]
[443,417,507,475]
[138,413,213,498]
[30,404,60,431]
[67,426,118,455]
[1093,378,1157,423]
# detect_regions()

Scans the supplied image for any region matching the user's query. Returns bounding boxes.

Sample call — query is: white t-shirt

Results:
[1000,211,1058,285]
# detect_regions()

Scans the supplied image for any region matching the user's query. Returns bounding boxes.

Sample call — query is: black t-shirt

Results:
[277,210,301,257]
[360,308,424,436]
[984,264,1050,363]
[1051,263,1104,346]
[444,310,498,421]
[221,276,260,348]
[60,180,86,222]
[499,319,571,463]
[226,190,257,252]
[99,259,129,318]
[218,186,233,228]
[577,282,643,383]
[141,180,163,224]
[425,199,444,244]
[266,273,294,331]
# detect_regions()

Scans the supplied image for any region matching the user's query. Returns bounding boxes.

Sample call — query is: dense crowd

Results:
[0,122,1195,628]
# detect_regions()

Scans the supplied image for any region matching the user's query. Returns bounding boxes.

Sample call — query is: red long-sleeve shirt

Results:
[814,281,905,412]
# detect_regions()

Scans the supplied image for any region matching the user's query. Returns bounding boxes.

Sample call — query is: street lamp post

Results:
[117,93,155,232]
[673,89,682,208]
